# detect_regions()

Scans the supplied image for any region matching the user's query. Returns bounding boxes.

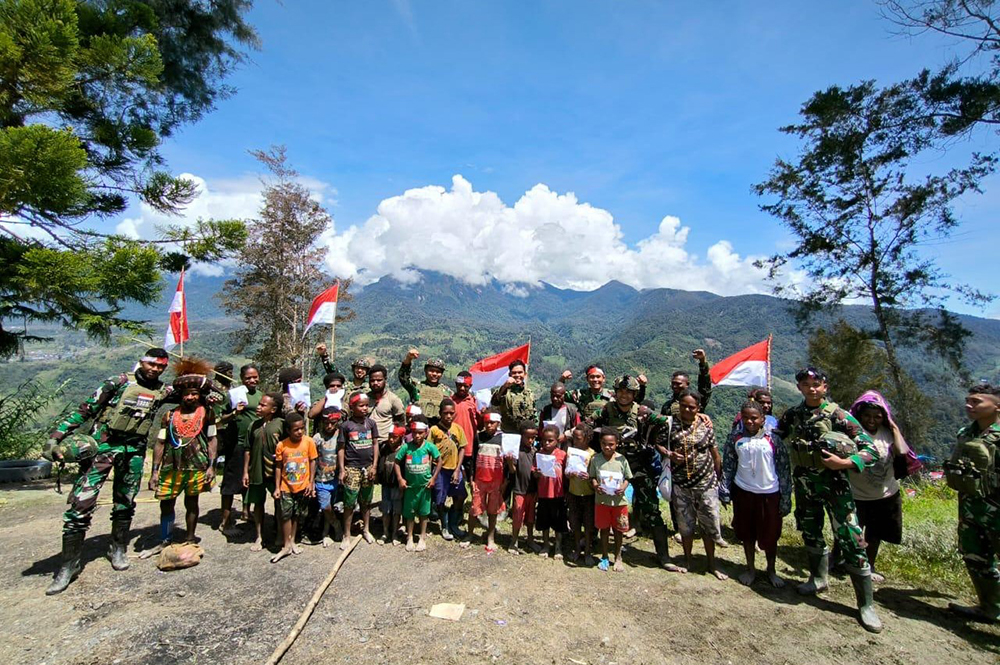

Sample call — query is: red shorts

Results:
[512,493,536,531]
[471,479,505,517]
[594,503,630,533]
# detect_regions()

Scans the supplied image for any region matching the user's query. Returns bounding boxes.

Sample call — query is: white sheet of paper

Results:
[566,448,588,475]
[474,388,492,410]
[228,385,249,409]
[325,388,344,409]
[536,453,558,478]
[288,382,311,408]
[599,469,623,495]
[501,433,520,458]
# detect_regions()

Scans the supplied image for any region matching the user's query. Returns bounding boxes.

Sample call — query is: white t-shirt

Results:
[733,433,779,494]
[848,426,899,501]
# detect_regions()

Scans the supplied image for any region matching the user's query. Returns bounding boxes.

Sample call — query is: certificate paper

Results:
[229,385,249,409]
[599,470,623,495]
[288,382,311,408]
[501,433,520,458]
[566,448,588,475]
[536,453,558,478]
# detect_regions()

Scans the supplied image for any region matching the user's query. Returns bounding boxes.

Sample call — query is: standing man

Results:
[660,349,713,416]
[491,360,537,434]
[44,348,171,595]
[316,343,369,394]
[367,364,406,445]
[558,365,647,424]
[399,348,452,425]
[775,367,882,633]
[946,383,1000,624]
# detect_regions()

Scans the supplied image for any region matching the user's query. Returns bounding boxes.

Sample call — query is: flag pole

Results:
[766,333,772,388]
[330,279,339,362]
[179,267,185,357]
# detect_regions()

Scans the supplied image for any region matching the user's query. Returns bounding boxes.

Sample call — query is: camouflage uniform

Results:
[598,401,662,529]
[52,372,170,535]
[398,361,452,423]
[563,387,614,424]
[320,354,368,394]
[660,361,712,416]
[491,384,537,434]
[948,422,1000,620]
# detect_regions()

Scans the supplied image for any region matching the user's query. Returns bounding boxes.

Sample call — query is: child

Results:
[271,413,318,563]
[534,424,568,558]
[337,393,379,547]
[507,420,539,554]
[565,422,596,564]
[243,393,285,552]
[148,359,218,553]
[314,406,343,548]
[430,398,469,541]
[395,416,442,552]
[589,427,632,572]
[720,400,791,587]
[467,410,505,552]
[378,425,407,545]
[308,372,346,431]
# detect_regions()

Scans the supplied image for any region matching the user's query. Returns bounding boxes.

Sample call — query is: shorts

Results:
[673,484,721,540]
[434,467,468,505]
[279,490,310,518]
[316,481,339,510]
[595,503,630,533]
[403,486,433,520]
[535,497,569,533]
[731,485,782,552]
[470,478,505,517]
[342,466,374,509]
[246,477,276,506]
[512,493,536,532]
[380,485,403,516]
[855,490,903,545]
[156,469,208,500]
[566,492,595,532]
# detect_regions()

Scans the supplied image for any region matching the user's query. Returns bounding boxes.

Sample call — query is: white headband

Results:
[410,421,428,432]
[141,356,169,364]
[487,412,502,423]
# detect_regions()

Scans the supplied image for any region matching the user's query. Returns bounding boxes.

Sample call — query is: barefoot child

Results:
[467,410,505,552]
[314,406,343,548]
[535,424,568,558]
[378,426,407,545]
[429,399,469,541]
[720,401,791,587]
[507,420,539,554]
[395,417,442,552]
[589,427,632,571]
[271,413,318,563]
[243,394,285,552]
[565,423,596,564]
[338,393,379,547]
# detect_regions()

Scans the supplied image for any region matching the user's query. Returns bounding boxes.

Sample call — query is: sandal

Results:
[598,558,610,572]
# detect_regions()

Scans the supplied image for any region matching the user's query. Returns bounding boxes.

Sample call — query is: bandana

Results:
[455,375,473,387]
[323,409,343,422]
[486,412,502,423]
[348,392,365,407]
[410,421,428,433]
[586,366,605,377]
[391,426,407,438]
[406,404,423,417]
[142,356,170,367]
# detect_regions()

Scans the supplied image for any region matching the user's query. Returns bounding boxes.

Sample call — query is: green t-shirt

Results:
[588,451,633,507]
[247,417,285,485]
[395,441,440,489]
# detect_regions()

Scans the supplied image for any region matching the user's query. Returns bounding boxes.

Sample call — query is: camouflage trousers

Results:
[958,495,1000,581]
[63,439,145,535]
[622,458,665,531]
[793,468,869,570]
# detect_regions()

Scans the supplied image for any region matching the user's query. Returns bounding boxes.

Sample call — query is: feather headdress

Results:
[172,357,215,393]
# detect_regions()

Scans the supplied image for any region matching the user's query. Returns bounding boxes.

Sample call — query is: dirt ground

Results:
[2,479,997,665]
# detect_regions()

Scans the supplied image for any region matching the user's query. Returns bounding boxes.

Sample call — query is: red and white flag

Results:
[469,342,531,394]
[710,336,771,387]
[163,269,188,351]
[303,282,340,335]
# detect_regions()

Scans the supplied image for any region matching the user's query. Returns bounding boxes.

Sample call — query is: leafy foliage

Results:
[0,378,69,459]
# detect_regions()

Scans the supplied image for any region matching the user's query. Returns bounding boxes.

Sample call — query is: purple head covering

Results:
[850,390,894,423]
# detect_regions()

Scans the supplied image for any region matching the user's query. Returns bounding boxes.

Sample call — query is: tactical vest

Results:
[785,401,848,471]
[416,382,451,421]
[577,389,613,421]
[945,425,1000,500]
[98,373,167,437]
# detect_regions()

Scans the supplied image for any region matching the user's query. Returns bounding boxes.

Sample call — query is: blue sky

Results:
[123,1,998,314]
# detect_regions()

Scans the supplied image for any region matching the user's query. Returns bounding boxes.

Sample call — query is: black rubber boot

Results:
[448,503,467,540]
[46,531,85,595]
[949,570,1000,624]
[796,547,830,596]
[849,568,883,633]
[109,517,131,571]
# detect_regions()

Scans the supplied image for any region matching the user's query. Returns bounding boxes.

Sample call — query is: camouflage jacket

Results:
[50,371,169,446]
[775,400,877,473]
[491,384,537,433]
[398,361,452,420]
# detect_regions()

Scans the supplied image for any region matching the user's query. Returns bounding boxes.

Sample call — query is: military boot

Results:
[949,571,1000,624]
[108,517,131,571]
[849,568,883,633]
[46,532,85,595]
[796,547,830,596]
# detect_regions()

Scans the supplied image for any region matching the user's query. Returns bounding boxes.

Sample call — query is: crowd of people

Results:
[39,343,1000,635]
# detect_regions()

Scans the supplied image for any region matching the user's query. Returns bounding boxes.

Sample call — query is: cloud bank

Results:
[325,175,770,295]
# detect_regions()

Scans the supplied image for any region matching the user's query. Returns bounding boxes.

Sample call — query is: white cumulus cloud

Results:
[324,175,771,295]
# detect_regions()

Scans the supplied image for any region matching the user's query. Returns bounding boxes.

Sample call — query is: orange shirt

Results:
[275,436,318,494]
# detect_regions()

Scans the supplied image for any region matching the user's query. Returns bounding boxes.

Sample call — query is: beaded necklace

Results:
[169,406,206,449]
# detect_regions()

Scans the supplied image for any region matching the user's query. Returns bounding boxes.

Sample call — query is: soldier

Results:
[316,343,369,393]
[399,348,452,425]
[660,349,713,416]
[491,359,537,434]
[557,365,648,424]
[946,382,1000,624]
[775,367,882,633]
[44,347,171,595]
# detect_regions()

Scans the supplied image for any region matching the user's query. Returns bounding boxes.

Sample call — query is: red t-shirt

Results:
[452,394,479,456]
[536,448,566,498]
